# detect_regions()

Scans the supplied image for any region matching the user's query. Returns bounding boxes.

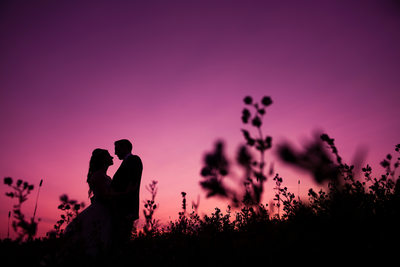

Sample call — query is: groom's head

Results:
[114,139,133,160]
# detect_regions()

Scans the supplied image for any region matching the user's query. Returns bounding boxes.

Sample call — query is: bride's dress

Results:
[64,172,113,257]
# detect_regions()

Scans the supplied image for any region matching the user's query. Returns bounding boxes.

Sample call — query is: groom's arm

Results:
[124,156,142,194]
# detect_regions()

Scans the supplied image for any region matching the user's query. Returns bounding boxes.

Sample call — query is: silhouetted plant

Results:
[191,194,200,213]
[273,174,283,219]
[321,134,356,184]
[181,191,187,213]
[379,146,400,181]
[50,194,85,238]
[32,179,43,225]
[277,133,341,184]
[3,177,39,242]
[168,191,191,235]
[240,96,273,205]
[283,140,400,227]
[200,206,235,234]
[143,180,160,235]
[234,204,269,231]
[200,141,236,201]
[168,192,205,235]
[7,211,11,239]
[200,95,274,207]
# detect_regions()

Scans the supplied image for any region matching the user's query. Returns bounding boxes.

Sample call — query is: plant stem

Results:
[298,179,301,201]
[33,179,43,221]
[7,211,11,239]
[257,126,266,176]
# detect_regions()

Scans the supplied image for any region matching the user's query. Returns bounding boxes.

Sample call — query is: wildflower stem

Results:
[7,211,11,239]
[33,179,43,221]
[257,126,265,172]
[298,179,300,201]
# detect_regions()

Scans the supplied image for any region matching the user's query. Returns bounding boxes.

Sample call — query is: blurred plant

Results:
[240,96,273,205]
[191,195,200,213]
[50,194,85,238]
[200,95,274,207]
[320,134,356,184]
[32,179,43,224]
[294,140,400,224]
[379,144,400,181]
[200,140,237,202]
[143,180,160,235]
[3,177,39,242]
[277,133,341,184]
[7,211,11,239]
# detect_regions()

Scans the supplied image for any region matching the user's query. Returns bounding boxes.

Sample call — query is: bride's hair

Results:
[87,148,109,198]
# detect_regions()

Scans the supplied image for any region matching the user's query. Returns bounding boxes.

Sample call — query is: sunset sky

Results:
[1,0,399,238]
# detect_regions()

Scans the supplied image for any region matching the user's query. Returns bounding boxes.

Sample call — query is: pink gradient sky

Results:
[1,0,399,238]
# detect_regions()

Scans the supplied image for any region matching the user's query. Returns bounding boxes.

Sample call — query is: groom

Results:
[111,139,143,244]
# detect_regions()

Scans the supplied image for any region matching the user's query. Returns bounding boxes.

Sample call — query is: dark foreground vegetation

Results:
[2,96,399,266]
[2,168,400,266]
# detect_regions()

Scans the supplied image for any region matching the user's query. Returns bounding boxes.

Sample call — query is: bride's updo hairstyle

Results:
[87,148,110,197]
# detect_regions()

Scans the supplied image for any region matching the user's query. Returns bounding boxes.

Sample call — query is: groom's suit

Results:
[111,154,143,220]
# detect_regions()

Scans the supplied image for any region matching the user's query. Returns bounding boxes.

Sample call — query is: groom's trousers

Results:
[113,213,135,245]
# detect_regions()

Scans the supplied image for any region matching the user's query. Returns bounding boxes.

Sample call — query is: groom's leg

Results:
[113,214,134,245]
[120,214,134,242]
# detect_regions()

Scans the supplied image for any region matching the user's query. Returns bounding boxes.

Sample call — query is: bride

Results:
[63,148,115,257]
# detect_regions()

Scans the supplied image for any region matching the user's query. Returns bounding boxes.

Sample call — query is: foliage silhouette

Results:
[200,140,235,201]
[48,194,85,238]
[200,96,274,207]
[143,180,160,236]
[3,177,40,242]
[277,133,341,184]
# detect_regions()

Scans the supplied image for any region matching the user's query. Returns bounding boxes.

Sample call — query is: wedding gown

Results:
[64,172,113,257]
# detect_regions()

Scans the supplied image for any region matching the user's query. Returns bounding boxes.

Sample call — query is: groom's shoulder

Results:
[128,154,141,160]
[127,154,142,165]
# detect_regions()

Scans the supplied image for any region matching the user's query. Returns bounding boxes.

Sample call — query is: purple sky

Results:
[1,0,399,238]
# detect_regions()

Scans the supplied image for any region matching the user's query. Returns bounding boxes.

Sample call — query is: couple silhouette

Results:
[64,139,143,257]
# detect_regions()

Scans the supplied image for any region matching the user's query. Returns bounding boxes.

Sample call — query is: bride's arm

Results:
[104,180,138,199]
[90,173,113,200]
